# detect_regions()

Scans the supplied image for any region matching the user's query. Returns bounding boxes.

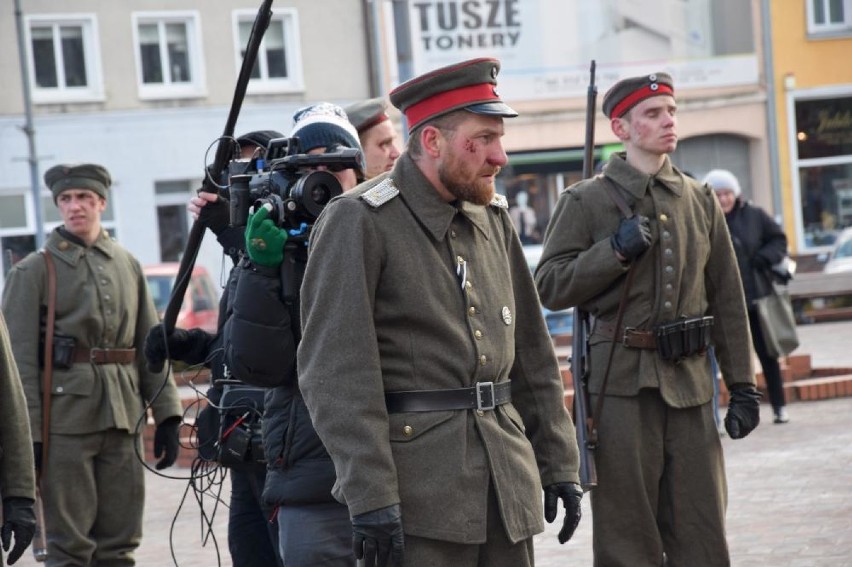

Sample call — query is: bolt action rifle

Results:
[572,60,598,491]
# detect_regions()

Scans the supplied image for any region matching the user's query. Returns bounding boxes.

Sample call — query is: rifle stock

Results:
[572,60,598,491]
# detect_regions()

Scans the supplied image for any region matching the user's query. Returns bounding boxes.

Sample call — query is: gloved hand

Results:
[245,205,287,268]
[153,416,181,470]
[144,324,206,373]
[544,482,583,544]
[611,215,652,261]
[197,193,231,236]
[725,384,762,439]
[1,497,36,565]
[32,443,42,476]
[351,504,404,567]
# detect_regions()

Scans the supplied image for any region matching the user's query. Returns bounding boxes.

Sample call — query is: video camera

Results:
[227,136,362,232]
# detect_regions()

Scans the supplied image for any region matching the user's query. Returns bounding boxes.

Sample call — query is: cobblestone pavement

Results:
[14,321,852,566]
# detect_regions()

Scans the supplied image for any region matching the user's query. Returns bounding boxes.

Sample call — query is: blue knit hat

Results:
[290,103,362,154]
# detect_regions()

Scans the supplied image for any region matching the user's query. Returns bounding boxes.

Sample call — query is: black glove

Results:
[198,193,231,236]
[144,324,207,373]
[1,497,36,565]
[544,482,583,544]
[351,504,404,567]
[611,215,652,261]
[32,443,42,475]
[153,416,181,470]
[725,385,762,439]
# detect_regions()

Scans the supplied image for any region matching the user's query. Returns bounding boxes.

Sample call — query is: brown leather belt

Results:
[72,348,137,365]
[595,320,656,349]
[385,381,512,413]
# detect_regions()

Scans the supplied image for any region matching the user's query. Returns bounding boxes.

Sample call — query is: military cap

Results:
[344,97,390,134]
[389,57,518,132]
[602,72,675,119]
[44,163,111,203]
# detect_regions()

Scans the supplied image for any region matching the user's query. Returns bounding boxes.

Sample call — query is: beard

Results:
[438,156,498,206]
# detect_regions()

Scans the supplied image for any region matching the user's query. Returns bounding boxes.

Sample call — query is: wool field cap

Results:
[44,163,111,203]
[702,168,742,197]
[389,57,518,132]
[602,72,675,119]
[344,97,390,134]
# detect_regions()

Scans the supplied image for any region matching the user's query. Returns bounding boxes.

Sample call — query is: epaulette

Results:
[489,193,508,209]
[360,178,399,208]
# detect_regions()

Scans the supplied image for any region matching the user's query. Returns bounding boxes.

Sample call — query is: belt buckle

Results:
[622,327,635,345]
[90,349,100,364]
[476,382,496,411]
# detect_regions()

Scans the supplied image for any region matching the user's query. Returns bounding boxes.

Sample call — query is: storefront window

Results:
[795,95,852,248]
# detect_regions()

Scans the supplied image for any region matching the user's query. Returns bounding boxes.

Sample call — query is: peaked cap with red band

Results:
[344,97,391,135]
[602,72,675,119]
[389,57,518,132]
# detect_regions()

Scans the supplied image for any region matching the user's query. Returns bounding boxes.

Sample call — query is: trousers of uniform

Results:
[403,483,535,566]
[228,464,282,567]
[277,500,352,566]
[590,388,729,567]
[42,429,143,566]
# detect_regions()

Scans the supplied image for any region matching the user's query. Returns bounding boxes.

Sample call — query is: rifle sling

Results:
[40,249,57,482]
[588,180,637,446]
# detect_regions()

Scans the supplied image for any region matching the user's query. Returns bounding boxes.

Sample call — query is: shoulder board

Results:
[489,193,508,209]
[360,178,399,208]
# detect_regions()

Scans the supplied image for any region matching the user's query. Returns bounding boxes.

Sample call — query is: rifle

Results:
[571,60,597,491]
[153,0,274,371]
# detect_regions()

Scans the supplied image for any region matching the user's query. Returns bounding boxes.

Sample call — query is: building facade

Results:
[0,0,373,289]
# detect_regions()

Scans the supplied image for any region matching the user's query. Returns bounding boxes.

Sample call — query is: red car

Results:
[143,263,219,334]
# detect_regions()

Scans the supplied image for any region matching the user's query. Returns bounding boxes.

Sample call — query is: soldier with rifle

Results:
[536,72,760,566]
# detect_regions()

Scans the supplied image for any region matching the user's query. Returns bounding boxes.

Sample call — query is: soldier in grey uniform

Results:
[0,311,36,565]
[344,97,401,180]
[2,163,182,566]
[298,58,582,566]
[536,73,762,566]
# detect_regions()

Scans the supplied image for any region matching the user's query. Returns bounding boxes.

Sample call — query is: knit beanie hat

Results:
[702,169,742,197]
[290,103,362,154]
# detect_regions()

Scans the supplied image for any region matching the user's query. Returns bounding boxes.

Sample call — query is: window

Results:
[132,12,206,99]
[233,9,304,94]
[25,14,104,103]
[807,0,852,36]
[154,180,196,262]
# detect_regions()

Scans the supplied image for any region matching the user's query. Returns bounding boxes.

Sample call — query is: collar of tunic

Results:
[604,152,685,199]
[391,153,493,242]
[48,227,116,266]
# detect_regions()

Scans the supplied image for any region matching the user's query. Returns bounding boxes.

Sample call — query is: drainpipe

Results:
[761,0,784,222]
[14,0,45,248]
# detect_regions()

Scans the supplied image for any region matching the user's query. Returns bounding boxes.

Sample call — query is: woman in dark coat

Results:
[703,169,791,423]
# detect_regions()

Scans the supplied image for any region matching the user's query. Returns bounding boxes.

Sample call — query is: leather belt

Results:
[72,348,137,365]
[385,381,512,413]
[595,320,656,349]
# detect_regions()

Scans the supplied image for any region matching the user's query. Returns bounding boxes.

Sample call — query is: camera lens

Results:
[290,171,342,220]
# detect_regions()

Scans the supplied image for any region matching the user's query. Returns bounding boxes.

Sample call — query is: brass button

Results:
[468,306,476,316]
[474,330,482,339]
[479,355,487,365]
[662,230,671,239]
[465,280,472,291]
[476,410,485,417]
[660,213,668,222]
[56,386,64,393]
[58,241,70,250]
[664,301,672,309]
[402,425,413,437]
[457,255,465,265]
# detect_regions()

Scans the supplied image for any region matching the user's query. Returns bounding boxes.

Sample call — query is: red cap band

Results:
[610,83,674,118]
[404,83,498,129]
[356,112,389,134]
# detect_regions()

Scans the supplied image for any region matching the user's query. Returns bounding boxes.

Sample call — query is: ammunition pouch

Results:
[655,316,714,362]
[41,334,76,371]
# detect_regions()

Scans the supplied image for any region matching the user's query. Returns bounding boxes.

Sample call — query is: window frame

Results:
[231,8,304,95]
[806,0,852,37]
[24,13,105,104]
[131,11,207,100]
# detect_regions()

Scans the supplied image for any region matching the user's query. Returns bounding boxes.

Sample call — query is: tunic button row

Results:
[474,330,483,339]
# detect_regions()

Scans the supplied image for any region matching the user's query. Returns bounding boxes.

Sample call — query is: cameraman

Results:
[222,103,363,565]
[145,131,285,567]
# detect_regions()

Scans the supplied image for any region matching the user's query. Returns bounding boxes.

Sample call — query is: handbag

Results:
[755,283,800,357]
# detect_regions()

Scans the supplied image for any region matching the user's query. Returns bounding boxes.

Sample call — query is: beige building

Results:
[0,0,374,288]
